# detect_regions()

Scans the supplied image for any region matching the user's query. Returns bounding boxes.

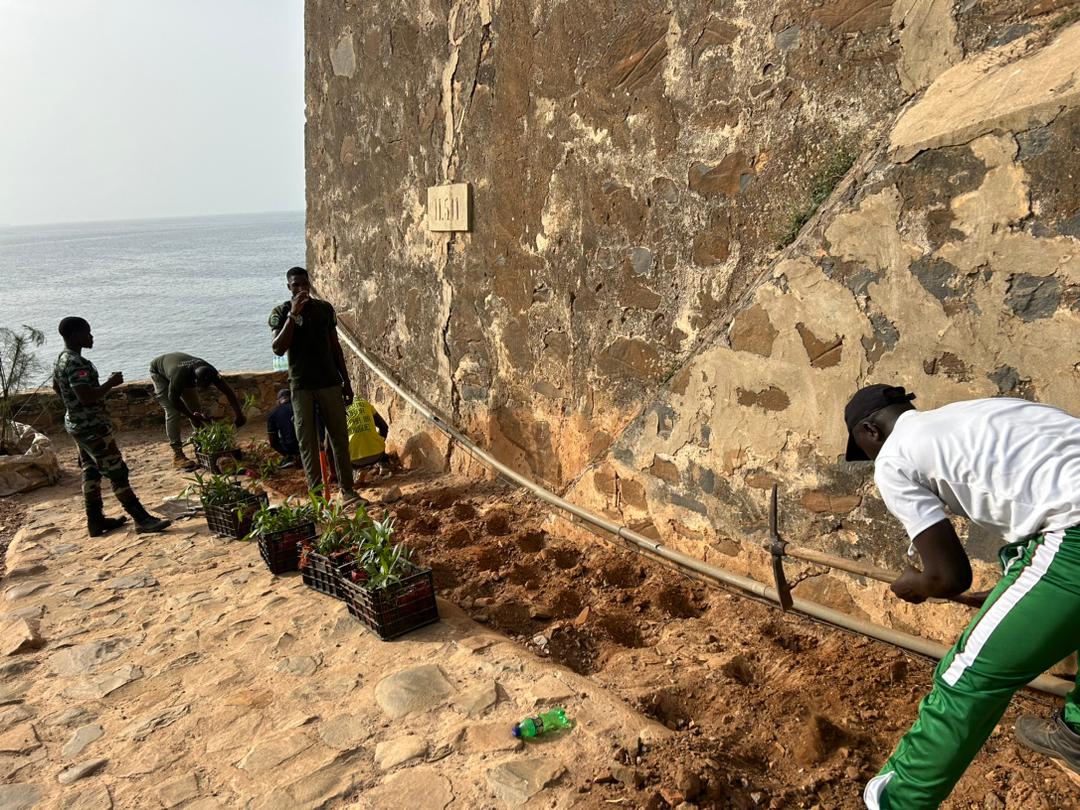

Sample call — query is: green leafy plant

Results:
[314,501,372,556]
[190,420,238,454]
[355,515,412,590]
[182,470,255,507]
[243,497,316,542]
[777,145,857,249]
[0,325,45,455]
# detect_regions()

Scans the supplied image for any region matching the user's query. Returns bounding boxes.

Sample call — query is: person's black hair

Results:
[286,266,308,280]
[58,316,90,339]
[193,364,219,384]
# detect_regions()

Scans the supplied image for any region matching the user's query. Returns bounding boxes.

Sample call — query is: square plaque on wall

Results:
[427,183,470,232]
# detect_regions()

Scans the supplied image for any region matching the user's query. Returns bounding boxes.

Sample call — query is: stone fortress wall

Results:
[305,0,1080,643]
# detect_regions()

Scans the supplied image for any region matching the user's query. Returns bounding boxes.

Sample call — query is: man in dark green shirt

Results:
[269,266,360,505]
[149,352,246,470]
[52,317,171,536]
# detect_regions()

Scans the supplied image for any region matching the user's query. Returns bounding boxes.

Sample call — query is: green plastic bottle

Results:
[512,707,571,739]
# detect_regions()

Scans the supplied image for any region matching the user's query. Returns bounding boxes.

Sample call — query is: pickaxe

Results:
[766,485,983,611]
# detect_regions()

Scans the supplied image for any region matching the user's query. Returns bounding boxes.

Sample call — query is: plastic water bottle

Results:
[512,707,571,739]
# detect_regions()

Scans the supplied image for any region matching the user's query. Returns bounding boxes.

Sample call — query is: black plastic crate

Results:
[257,518,316,574]
[201,492,267,539]
[299,549,353,598]
[338,561,439,640]
[195,448,242,474]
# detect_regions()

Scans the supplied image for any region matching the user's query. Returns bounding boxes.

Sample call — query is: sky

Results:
[0,0,304,226]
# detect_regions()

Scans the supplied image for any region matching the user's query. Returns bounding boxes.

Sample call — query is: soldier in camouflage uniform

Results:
[53,317,171,536]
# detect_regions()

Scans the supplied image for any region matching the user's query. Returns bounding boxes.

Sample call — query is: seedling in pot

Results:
[243,497,317,542]
[182,470,256,507]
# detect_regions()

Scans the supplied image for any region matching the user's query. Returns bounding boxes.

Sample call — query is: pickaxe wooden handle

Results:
[765,486,984,610]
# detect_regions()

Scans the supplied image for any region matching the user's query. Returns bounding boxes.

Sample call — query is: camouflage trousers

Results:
[70,429,136,511]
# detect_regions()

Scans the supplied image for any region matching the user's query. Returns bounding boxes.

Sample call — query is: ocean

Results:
[0,211,304,387]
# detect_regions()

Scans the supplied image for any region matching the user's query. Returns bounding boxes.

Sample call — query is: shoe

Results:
[172,453,197,471]
[340,490,366,509]
[1015,711,1080,785]
[87,515,128,537]
[135,516,172,534]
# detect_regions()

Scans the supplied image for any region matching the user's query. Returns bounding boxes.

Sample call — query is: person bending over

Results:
[149,351,246,470]
[843,384,1080,808]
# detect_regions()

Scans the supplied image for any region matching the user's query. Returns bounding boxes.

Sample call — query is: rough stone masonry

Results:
[305,0,1080,641]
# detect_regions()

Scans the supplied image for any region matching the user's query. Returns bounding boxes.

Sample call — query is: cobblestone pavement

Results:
[0,432,667,808]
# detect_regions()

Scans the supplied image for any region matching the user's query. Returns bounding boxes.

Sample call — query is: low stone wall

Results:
[9,371,288,436]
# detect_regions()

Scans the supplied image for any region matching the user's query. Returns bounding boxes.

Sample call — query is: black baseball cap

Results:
[844,384,916,461]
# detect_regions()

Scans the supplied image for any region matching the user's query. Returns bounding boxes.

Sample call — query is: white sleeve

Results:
[874,461,949,541]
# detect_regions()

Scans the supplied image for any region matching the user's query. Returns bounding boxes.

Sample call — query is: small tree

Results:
[0,325,45,455]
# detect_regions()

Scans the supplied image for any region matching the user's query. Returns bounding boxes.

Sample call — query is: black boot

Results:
[120,497,172,534]
[86,499,128,538]
[1015,711,1080,783]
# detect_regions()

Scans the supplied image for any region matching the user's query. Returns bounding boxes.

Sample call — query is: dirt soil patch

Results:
[377,478,1077,810]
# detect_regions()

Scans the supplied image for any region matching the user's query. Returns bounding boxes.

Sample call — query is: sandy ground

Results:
[0,428,1077,808]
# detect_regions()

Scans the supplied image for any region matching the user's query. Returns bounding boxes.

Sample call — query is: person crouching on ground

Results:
[348,397,389,469]
[53,317,171,536]
[266,388,301,468]
[269,265,361,506]
[843,384,1080,808]
[149,351,247,470]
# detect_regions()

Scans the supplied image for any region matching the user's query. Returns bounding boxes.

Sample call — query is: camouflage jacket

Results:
[54,349,112,436]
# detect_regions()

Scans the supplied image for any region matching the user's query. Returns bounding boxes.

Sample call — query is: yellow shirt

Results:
[348,399,386,463]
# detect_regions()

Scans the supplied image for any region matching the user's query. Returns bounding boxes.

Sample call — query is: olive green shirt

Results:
[268,299,342,390]
[53,349,112,436]
[149,352,215,401]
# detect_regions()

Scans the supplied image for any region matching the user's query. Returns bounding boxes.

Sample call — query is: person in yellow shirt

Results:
[347,398,388,467]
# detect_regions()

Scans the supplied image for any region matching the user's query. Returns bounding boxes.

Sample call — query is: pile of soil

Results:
[377,477,1076,810]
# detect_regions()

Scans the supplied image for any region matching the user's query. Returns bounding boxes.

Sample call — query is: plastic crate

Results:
[195,447,242,474]
[201,492,267,539]
[299,549,353,598]
[338,561,440,640]
[257,518,316,574]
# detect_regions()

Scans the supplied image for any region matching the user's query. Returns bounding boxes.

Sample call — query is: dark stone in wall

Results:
[1005,273,1062,322]
[796,323,843,368]
[819,257,881,297]
[729,304,778,357]
[910,256,960,302]
[736,385,791,411]
[892,145,987,216]
[1019,106,1080,237]
[861,311,899,365]
[987,365,1035,399]
[923,352,973,382]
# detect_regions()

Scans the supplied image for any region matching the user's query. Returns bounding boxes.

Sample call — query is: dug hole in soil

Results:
[267,466,1076,809]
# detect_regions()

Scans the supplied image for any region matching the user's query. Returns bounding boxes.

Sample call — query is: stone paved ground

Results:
[0,432,668,809]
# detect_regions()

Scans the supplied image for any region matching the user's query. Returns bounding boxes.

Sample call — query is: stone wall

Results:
[10,371,288,437]
[306,0,1080,642]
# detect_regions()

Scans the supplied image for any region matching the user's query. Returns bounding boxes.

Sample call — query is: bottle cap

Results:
[511,724,522,738]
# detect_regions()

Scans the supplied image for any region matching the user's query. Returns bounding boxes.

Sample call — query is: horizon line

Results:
[0,207,306,230]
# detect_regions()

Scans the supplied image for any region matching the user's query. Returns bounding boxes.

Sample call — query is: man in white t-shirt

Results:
[843,384,1080,808]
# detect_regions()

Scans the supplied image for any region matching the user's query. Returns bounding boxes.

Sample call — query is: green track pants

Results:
[865,528,1080,809]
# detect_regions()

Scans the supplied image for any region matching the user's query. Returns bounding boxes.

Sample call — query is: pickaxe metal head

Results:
[767,484,793,611]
